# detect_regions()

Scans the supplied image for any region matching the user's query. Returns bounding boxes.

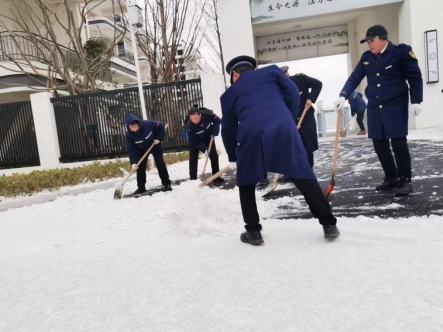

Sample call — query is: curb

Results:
[0,177,135,213]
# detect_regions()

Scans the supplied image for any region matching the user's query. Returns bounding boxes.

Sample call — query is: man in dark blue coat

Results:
[280,66,322,168]
[221,55,339,245]
[348,91,367,135]
[184,105,224,183]
[334,25,423,196]
[125,113,172,194]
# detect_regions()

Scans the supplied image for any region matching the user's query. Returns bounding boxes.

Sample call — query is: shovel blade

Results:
[113,186,123,200]
[323,177,336,199]
[262,182,279,197]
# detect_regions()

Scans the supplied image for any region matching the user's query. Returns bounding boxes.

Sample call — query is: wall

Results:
[399,0,443,129]
[218,0,255,85]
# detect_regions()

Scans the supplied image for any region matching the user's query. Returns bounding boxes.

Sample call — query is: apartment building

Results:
[0,0,150,104]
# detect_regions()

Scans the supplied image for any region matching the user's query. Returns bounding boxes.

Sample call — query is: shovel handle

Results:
[200,136,214,180]
[297,104,311,130]
[331,110,342,177]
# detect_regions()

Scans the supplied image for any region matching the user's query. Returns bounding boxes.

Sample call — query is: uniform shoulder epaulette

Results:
[295,73,305,76]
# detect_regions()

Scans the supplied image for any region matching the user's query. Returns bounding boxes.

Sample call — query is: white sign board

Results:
[256,24,348,64]
[425,30,439,83]
[250,0,404,24]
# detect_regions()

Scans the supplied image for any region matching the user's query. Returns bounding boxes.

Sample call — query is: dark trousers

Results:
[239,179,337,232]
[373,137,411,179]
[189,142,219,180]
[356,112,366,130]
[307,152,314,169]
[137,152,171,189]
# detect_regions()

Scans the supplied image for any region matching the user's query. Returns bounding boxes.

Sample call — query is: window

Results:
[114,15,122,27]
[178,49,183,56]
[117,42,125,56]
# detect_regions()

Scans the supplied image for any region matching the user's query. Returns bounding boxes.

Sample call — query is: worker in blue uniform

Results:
[221,55,339,245]
[280,66,322,168]
[184,105,224,183]
[125,114,172,195]
[348,91,367,135]
[334,25,423,196]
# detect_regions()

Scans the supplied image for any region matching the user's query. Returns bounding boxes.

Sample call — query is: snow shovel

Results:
[114,124,169,200]
[324,110,342,199]
[199,166,231,187]
[200,136,214,181]
[262,102,309,198]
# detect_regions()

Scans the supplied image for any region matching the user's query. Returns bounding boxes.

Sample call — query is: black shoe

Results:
[395,178,412,196]
[212,177,225,184]
[240,231,264,246]
[133,187,146,195]
[163,183,172,191]
[375,177,399,191]
[323,225,340,240]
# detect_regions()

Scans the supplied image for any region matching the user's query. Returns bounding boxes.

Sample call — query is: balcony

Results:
[0,32,112,83]
[90,37,135,65]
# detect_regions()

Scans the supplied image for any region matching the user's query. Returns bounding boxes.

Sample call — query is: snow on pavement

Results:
[1,137,443,331]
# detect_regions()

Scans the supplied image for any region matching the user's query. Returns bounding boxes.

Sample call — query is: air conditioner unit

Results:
[128,4,143,28]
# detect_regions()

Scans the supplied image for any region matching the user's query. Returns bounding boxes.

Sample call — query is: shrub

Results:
[0,151,190,198]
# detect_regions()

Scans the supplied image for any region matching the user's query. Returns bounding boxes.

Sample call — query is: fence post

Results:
[317,101,327,137]
[200,74,226,117]
[30,92,61,169]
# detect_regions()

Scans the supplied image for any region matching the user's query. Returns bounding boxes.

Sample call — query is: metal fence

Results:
[0,101,40,169]
[0,31,113,83]
[51,78,203,162]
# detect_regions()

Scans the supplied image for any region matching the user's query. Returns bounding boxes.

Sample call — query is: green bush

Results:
[0,152,190,198]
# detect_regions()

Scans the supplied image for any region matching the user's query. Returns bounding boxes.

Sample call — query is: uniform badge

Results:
[363,61,369,65]
[409,51,417,59]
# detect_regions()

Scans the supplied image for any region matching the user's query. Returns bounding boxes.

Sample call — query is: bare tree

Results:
[0,0,127,96]
[199,0,225,84]
[137,0,207,84]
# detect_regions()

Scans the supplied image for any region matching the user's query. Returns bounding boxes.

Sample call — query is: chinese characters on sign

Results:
[251,0,404,24]
[256,25,348,64]
[267,0,338,12]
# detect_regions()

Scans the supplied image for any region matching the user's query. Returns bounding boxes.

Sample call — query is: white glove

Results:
[153,139,161,145]
[131,164,138,171]
[334,96,346,112]
[412,104,422,116]
[205,149,211,157]
[229,162,237,170]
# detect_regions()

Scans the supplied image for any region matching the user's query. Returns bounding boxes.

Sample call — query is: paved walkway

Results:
[217,137,443,219]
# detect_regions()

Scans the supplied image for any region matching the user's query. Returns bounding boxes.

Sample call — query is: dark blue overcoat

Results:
[289,73,322,153]
[348,91,367,115]
[188,113,220,152]
[220,65,316,186]
[125,113,165,164]
[340,42,423,139]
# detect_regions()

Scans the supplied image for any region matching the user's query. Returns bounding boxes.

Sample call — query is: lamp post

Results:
[128,3,148,120]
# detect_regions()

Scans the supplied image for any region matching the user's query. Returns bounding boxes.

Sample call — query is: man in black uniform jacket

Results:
[185,105,224,183]
[280,66,322,168]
